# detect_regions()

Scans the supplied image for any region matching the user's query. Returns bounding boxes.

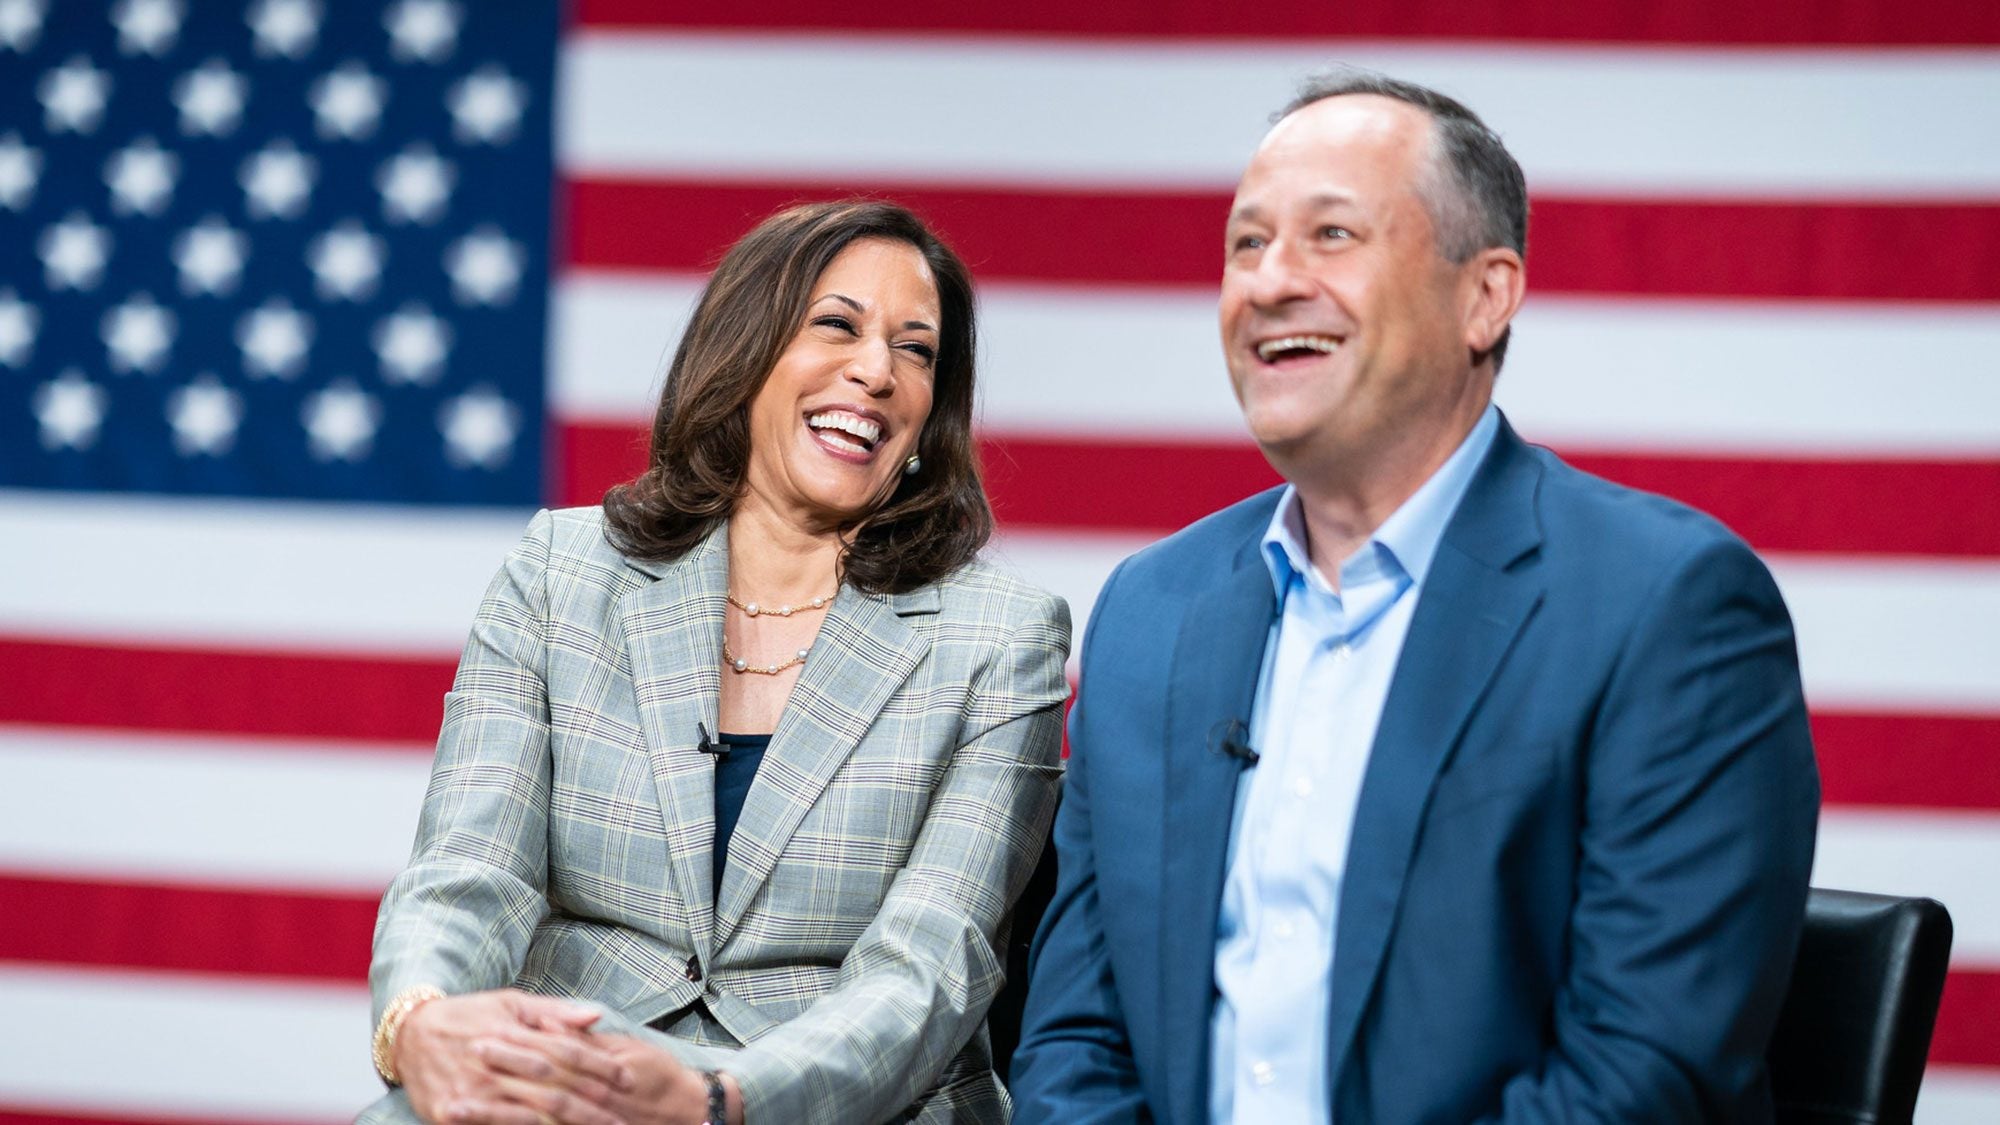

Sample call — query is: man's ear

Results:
[1462,246,1525,357]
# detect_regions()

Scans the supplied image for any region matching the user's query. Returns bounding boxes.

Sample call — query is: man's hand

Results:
[394,990,633,1125]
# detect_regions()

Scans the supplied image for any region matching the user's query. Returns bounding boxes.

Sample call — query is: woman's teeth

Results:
[807,411,881,451]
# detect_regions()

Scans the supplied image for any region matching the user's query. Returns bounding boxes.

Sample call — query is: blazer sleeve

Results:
[1484,534,1821,1122]
[648,588,1072,1125]
[368,510,557,1025]
[1007,557,1154,1123]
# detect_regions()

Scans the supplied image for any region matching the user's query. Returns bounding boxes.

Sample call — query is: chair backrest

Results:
[988,811,1061,1084]
[1768,887,1953,1125]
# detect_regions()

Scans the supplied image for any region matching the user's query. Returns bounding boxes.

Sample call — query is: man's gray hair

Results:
[1280,69,1528,368]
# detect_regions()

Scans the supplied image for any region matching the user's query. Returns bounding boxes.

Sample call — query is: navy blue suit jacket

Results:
[1010,417,1820,1123]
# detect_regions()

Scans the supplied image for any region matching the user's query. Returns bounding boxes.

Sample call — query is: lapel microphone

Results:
[1209,717,1260,767]
[695,722,729,759]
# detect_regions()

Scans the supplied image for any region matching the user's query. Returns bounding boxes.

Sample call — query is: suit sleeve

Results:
[646,590,1072,1125]
[1008,559,1154,1124]
[368,509,557,1026]
[1484,534,1821,1122]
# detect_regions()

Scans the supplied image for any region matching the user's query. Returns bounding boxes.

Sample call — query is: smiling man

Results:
[1009,72,1821,1123]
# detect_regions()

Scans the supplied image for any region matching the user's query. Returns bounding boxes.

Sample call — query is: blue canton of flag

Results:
[0,0,556,506]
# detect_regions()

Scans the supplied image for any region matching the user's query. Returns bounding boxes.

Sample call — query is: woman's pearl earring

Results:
[903,455,921,476]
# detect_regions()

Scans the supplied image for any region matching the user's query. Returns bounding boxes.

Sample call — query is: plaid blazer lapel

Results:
[619,524,729,964]
[711,584,937,946]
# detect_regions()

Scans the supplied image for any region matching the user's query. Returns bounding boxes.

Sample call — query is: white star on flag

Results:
[302,379,380,461]
[175,58,247,136]
[174,217,248,295]
[308,220,386,301]
[309,62,387,140]
[0,132,39,210]
[0,0,45,52]
[34,370,108,450]
[445,227,524,306]
[0,288,37,367]
[377,144,454,224]
[39,212,112,291]
[385,0,460,63]
[439,386,519,469]
[237,298,312,378]
[102,293,176,374]
[240,140,315,220]
[167,374,244,456]
[247,0,319,58]
[448,66,526,145]
[113,0,182,56]
[105,137,179,216]
[373,303,450,384]
[40,57,112,134]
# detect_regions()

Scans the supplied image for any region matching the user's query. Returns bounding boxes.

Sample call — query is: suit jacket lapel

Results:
[1160,520,1279,1125]
[1325,418,1547,1085]
[711,584,934,947]
[620,526,729,964]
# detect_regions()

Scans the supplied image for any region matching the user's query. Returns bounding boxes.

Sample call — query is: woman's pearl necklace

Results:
[725,591,833,618]
[722,588,834,674]
[722,635,811,676]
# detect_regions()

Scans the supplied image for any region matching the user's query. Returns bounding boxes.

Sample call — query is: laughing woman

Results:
[362,202,1069,1125]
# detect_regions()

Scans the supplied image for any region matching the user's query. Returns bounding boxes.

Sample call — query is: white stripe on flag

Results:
[562,33,2000,195]
[8,501,1999,712]
[0,727,427,891]
[553,275,2000,455]
[0,490,531,651]
[1918,1068,2000,1125]
[1815,808,2000,966]
[986,531,2000,712]
[0,963,375,1118]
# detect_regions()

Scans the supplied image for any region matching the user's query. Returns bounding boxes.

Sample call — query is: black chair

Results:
[988,813,1061,1084]
[1769,887,1953,1125]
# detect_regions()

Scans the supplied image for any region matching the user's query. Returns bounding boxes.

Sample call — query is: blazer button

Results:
[684,957,702,982]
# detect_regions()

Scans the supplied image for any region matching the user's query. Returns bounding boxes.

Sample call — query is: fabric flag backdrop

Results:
[1,1,1997,1121]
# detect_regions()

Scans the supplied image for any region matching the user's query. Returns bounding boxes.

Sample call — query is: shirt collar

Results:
[1260,403,1501,599]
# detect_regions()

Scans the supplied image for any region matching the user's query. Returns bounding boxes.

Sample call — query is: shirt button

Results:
[1251,1060,1276,1086]
[1291,776,1313,799]
[1333,644,1352,663]
[684,957,702,982]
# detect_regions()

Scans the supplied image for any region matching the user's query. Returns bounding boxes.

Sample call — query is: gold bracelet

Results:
[371,985,445,1085]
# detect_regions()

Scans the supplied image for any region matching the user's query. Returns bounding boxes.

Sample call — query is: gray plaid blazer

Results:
[363,508,1069,1124]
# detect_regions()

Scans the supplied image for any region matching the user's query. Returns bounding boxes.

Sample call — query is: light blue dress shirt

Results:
[1208,405,1500,1123]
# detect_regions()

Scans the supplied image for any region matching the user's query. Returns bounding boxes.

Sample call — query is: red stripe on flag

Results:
[4,870,1998,1069]
[1559,450,2000,560]
[566,179,2000,304]
[1813,713,2000,811]
[0,873,376,983]
[572,0,2000,46]
[0,637,453,745]
[562,421,2000,558]
[566,179,1226,290]
[1933,966,2000,1067]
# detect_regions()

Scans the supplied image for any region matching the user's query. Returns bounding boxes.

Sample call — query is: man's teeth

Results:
[807,411,882,449]
[1256,335,1341,362]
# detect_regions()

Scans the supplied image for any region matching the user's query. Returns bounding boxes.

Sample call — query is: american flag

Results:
[1,2,1996,1121]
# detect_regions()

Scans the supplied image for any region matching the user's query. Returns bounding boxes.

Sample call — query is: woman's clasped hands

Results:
[394,990,727,1125]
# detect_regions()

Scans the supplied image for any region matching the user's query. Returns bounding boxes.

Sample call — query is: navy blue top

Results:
[713,732,770,897]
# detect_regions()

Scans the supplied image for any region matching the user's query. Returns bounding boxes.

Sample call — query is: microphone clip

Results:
[696,722,729,759]
[1207,717,1260,767]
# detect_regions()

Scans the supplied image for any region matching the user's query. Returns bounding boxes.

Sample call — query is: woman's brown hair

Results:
[601,200,991,594]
